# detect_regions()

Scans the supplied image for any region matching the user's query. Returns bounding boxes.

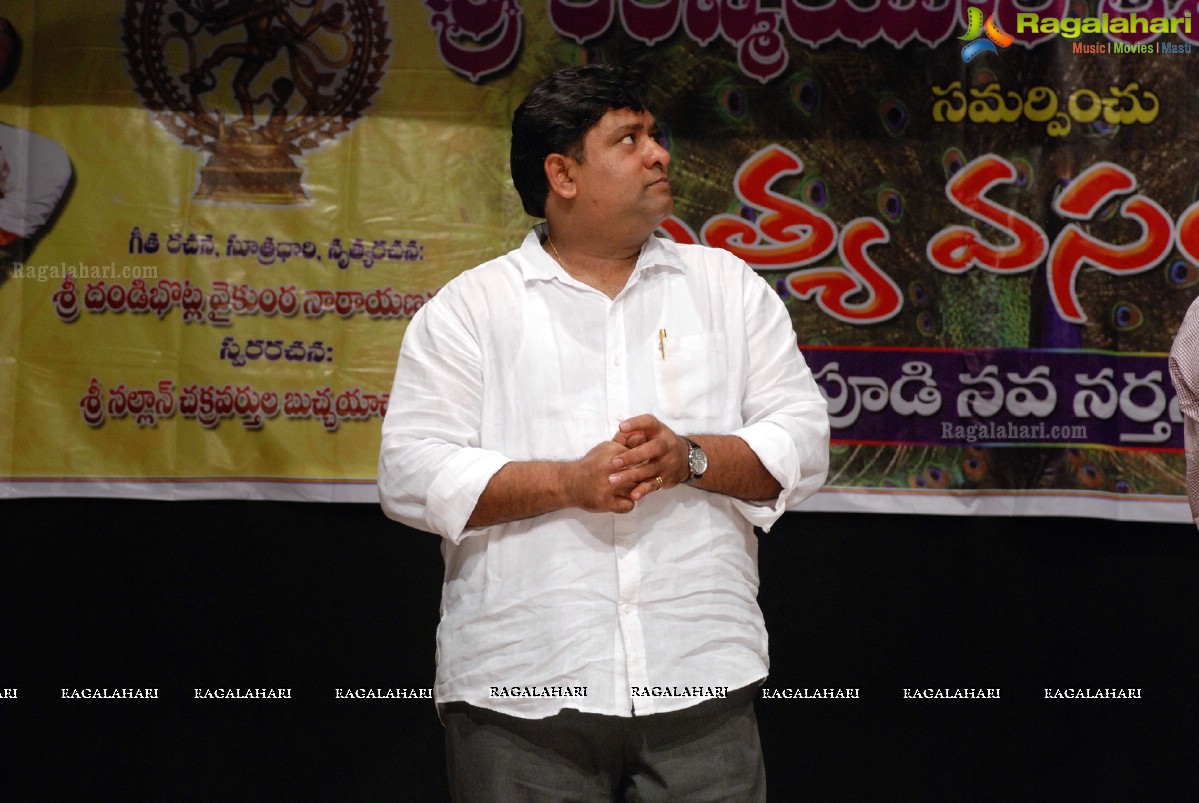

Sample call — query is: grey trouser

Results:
[443,684,766,802]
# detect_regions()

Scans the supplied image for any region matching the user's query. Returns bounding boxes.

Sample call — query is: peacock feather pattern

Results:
[520,2,1191,499]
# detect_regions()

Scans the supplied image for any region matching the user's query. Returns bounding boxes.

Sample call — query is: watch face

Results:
[689,442,708,477]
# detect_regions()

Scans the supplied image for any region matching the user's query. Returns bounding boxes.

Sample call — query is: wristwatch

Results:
[684,437,708,483]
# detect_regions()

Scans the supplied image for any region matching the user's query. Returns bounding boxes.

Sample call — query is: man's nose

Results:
[646,138,670,168]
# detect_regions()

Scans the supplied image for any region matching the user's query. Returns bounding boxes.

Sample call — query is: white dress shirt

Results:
[378,225,829,717]
[1169,295,1199,527]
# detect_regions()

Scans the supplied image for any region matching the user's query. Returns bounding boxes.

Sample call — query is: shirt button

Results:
[614,355,621,366]
[620,604,632,615]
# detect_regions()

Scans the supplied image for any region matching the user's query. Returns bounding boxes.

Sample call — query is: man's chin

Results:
[653,198,675,223]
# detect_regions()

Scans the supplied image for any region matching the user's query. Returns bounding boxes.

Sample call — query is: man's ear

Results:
[544,153,577,201]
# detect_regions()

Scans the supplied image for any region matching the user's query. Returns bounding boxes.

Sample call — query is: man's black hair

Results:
[510,64,653,219]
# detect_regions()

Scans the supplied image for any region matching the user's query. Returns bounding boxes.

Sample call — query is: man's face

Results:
[568,107,673,232]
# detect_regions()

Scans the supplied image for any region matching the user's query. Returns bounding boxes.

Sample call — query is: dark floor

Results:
[2,499,1196,801]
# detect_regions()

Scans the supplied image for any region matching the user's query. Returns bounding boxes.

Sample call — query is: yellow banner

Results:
[1,1,539,497]
[0,1,1193,520]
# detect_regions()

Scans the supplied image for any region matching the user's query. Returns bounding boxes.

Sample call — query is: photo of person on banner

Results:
[378,64,829,800]
[0,16,72,268]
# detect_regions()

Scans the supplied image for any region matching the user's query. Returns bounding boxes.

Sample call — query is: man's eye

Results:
[621,134,635,144]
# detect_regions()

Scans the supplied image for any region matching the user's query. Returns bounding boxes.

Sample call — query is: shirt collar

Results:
[519,222,686,286]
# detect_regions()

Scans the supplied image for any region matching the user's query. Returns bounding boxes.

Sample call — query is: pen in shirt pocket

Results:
[658,328,667,360]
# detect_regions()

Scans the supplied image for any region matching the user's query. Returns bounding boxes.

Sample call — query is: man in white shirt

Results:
[1169,296,1199,527]
[379,64,829,801]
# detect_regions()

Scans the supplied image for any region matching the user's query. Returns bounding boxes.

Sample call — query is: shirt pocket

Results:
[652,332,728,423]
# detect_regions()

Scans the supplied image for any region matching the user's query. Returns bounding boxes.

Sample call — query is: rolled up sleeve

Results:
[378,287,510,543]
[728,264,830,531]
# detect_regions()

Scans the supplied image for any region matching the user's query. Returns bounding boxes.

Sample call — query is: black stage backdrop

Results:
[2,499,1196,801]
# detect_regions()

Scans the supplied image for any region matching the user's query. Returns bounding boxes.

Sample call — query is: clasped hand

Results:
[565,415,689,513]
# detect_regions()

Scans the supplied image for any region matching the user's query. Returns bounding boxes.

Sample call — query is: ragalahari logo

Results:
[960,8,1014,62]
